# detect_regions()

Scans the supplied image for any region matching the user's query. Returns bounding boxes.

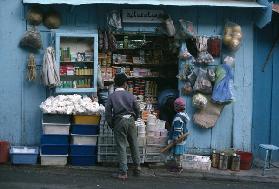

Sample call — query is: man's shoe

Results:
[133,166,141,177]
[112,172,128,181]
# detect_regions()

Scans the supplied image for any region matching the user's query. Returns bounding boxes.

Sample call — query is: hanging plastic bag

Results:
[182,82,193,96]
[178,43,195,62]
[196,36,214,65]
[20,27,42,50]
[208,36,222,57]
[211,56,235,104]
[186,37,198,57]
[108,30,117,52]
[207,68,216,82]
[162,16,176,37]
[107,10,122,30]
[179,19,196,38]
[193,68,212,94]
[97,65,104,89]
[98,29,104,51]
[192,93,208,109]
[223,21,242,52]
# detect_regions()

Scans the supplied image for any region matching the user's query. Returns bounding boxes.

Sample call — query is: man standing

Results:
[105,73,141,180]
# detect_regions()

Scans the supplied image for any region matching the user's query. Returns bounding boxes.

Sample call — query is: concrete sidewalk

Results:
[0,163,278,184]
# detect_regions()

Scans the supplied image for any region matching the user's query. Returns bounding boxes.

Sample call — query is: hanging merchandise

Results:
[186,37,198,57]
[211,56,235,104]
[207,68,216,82]
[108,30,117,52]
[107,10,122,31]
[103,30,109,53]
[43,10,61,29]
[193,68,212,94]
[97,65,104,89]
[207,36,222,57]
[98,29,104,51]
[19,27,42,50]
[195,36,214,65]
[160,14,176,37]
[193,95,224,129]
[177,62,195,81]
[181,82,193,96]
[223,21,242,52]
[179,19,196,39]
[27,53,37,81]
[26,6,43,26]
[42,47,60,87]
[178,43,195,62]
[192,93,208,109]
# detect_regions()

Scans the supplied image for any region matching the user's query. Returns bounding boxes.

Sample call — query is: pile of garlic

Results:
[40,94,105,115]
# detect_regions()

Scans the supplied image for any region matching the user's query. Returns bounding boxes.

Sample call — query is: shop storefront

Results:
[0,0,274,166]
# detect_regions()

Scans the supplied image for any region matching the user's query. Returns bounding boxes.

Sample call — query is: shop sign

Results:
[122,9,164,23]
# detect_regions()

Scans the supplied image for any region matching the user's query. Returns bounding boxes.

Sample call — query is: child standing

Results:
[169,97,190,172]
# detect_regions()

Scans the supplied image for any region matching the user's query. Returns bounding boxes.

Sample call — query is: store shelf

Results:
[56,87,97,93]
[60,61,94,63]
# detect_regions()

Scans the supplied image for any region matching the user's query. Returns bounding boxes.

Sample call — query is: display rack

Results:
[55,32,98,93]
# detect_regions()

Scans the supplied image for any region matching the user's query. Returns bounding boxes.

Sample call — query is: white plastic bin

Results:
[42,122,70,135]
[40,153,68,166]
[71,135,98,145]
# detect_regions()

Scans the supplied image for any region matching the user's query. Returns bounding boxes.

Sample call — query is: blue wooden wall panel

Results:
[0,1,255,154]
[253,13,279,161]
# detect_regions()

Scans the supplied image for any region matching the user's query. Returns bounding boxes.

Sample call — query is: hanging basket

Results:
[26,6,43,26]
[43,10,61,29]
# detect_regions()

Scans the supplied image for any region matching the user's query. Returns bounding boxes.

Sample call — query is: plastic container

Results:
[71,135,98,145]
[0,141,10,163]
[42,122,70,135]
[73,115,101,125]
[71,124,99,135]
[10,146,39,165]
[236,151,253,170]
[41,145,69,155]
[41,135,69,145]
[42,114,71,124]
[40,153,68,166]
[70,155,97,166]
[70,145,97,156]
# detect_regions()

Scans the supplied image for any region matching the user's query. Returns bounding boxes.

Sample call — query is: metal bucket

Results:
[230,153,240,171]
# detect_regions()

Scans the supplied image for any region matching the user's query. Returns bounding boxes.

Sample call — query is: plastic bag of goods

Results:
[223,21,242,52]
[192,93,208,109]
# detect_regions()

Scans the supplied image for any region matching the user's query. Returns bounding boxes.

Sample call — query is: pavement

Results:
[1,160,278,184]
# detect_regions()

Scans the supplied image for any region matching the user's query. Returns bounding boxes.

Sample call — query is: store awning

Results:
[22,0,266,8]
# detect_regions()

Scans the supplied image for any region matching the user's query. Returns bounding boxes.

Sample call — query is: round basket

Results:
[26,6,43,26]
[44,10,61,29]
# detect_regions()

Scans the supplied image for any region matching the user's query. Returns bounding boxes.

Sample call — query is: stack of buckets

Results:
[0,141,9,164]
[69,115,100,166]
[40,114,71,166]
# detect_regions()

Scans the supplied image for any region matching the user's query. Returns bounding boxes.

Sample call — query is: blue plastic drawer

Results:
[70,145,97,156]
[41,135,69,145]
[42,114,71,124]
[70,155,97,166]
[71,124,99,135]
[10,146,39,165]
[41,145,69,155]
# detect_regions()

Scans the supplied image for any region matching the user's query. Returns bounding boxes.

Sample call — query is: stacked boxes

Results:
[69,115,100,166]
[40,114,70,166]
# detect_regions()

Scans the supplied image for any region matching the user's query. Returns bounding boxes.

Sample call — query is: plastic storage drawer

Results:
[71,124,99,135]
[73,115,101,125]
[70,155,97,166]
[70,145,97,156]
[41,135,69,145]
[40,153,68,166]
[42,114,71,124]
[42,122,70,135]
[71,135,98,145]
[10,146,39,165]
[41,145,69,155]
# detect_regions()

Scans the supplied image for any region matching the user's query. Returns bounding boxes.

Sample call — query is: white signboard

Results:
[122,9,164,23]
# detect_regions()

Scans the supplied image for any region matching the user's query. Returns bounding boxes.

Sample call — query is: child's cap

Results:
[174,97,186,112]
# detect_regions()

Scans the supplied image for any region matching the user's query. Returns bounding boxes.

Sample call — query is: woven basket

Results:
[44,11,61,29]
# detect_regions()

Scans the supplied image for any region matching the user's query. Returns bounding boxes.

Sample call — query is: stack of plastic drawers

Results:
[69,115,100,166]
[40,114,70,166]
[98,116,145,163]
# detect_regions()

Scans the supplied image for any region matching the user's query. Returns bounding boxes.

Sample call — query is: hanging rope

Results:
[27,53,37,81]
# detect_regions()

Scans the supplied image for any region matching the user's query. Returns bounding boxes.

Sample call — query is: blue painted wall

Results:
[253,14,279,160]
[0,0,256,156]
